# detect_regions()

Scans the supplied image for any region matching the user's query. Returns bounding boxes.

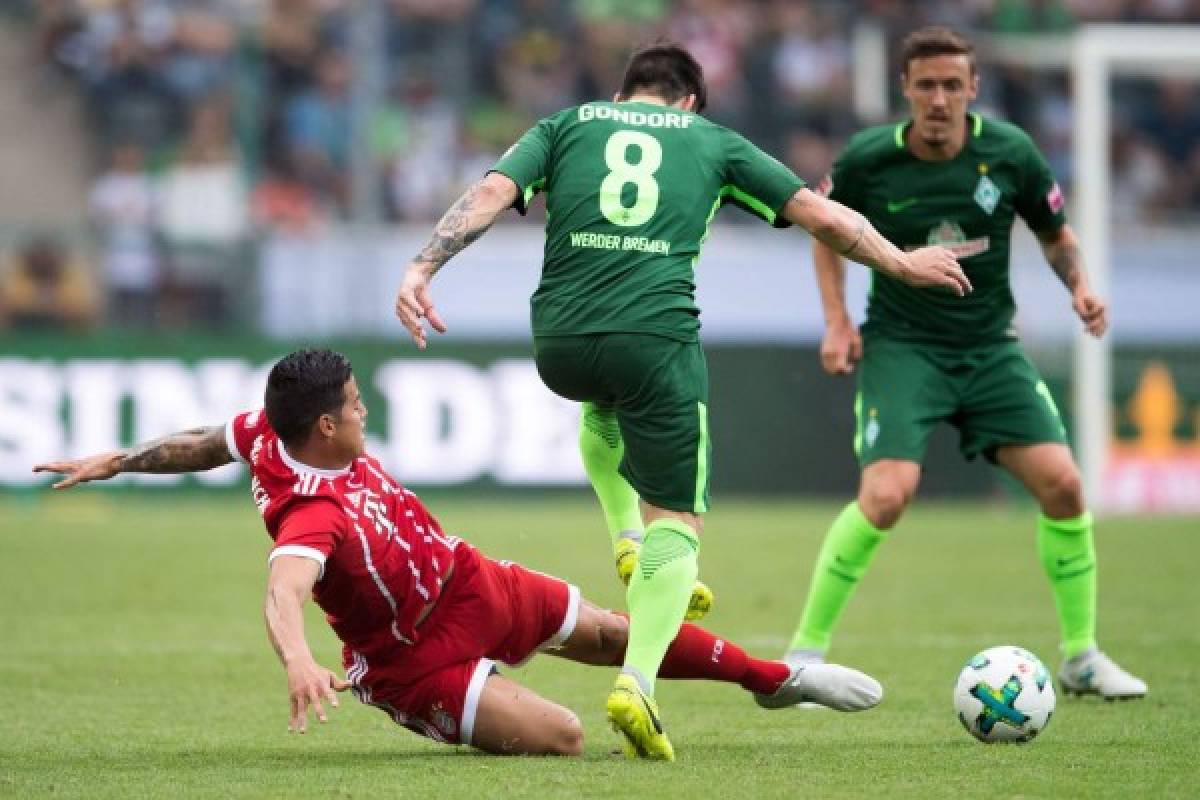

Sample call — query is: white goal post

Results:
[855,25,1200,511]
[1070,26,1200,511]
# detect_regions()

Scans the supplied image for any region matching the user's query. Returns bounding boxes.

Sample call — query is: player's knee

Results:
[644,508,703,537]
[1040,466,1085,517]
[858,481,911,529]
[546,711,585,756]
[674,510,704,536]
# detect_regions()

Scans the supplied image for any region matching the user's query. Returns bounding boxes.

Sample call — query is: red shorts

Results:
[342,543,580,746]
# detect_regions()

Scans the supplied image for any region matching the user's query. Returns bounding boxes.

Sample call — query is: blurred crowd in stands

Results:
[3,0,1200,330]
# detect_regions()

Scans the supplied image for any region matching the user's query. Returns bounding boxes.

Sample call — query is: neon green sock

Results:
[1037,512,1098,659]
[788,502,886,653]
[579,402,643,550]
[622,518,699,694]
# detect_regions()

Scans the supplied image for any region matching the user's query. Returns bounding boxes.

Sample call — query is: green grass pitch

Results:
[1,494,1196,798]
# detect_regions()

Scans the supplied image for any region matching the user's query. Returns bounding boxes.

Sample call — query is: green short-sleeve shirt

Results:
[822,113,1067,346]
[491,101,805,342]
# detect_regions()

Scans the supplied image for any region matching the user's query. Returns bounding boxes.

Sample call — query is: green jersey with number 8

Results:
[491,101,805,342]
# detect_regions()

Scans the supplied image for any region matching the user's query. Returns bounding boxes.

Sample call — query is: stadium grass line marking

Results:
[740,632,1196,650]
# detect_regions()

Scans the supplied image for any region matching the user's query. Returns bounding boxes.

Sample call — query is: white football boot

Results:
[1058,649,1148,700]
[773,649,830,709]
[754,661,883,711]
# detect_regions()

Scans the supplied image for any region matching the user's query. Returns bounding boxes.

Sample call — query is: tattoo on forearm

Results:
[1046,240,1083,289]
[120,426,233,473]
[413,183,495,274]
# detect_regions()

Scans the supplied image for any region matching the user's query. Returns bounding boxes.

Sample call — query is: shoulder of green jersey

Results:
[841,123,900,162]
[976,115,1036,148]
[505,107,574,157]
[544,105,580,132]
[555,105,582,122]
[723,127,790,170]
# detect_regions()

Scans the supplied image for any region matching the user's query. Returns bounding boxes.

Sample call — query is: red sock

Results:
[612,613,788,695]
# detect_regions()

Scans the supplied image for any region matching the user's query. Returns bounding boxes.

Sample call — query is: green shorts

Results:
[854,335,1067,466]
[534,333,710,513]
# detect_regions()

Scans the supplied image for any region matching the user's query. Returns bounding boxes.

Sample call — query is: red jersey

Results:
[225,410,459,652]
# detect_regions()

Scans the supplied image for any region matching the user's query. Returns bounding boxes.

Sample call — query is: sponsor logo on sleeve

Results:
[1046,182,1065,213]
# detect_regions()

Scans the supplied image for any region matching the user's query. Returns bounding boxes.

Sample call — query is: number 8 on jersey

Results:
[600,130,663,227]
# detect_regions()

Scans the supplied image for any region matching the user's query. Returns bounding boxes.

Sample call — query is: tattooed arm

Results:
[1037,223,1107,337]
[782,188,972,296]
[411,173,519,274]
[1038,223,1086,290]
[33,425,234,489]
[395,172,520,348]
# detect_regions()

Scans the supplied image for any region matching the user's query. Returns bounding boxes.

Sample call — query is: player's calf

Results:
[552,602,629,666]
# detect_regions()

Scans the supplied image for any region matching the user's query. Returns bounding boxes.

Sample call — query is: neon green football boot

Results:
[606,674,675,761]
[614,536,641,586]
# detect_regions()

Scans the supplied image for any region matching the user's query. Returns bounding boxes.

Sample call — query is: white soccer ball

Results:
[953,645,1056,743]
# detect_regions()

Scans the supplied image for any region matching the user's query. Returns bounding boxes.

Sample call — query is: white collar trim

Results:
[278,441,352,478]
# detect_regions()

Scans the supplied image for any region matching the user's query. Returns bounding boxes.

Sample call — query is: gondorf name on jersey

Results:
[578,104,693,129]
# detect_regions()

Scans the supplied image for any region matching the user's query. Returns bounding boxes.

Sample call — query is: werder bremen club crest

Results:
[974,173,1001,214]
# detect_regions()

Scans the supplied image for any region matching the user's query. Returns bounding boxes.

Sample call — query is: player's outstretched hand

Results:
[1072,287,1108,337]
[32,452,124,489]
[820,316,862,375]
[395,266,447,349]
[286,659,351,734]
[903,246,973,296]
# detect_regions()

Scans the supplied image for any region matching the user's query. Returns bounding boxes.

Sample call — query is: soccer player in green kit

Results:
[781,27,1146,700]
[395,43,972,759]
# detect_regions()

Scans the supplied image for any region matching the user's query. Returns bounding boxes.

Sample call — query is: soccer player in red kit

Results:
[35,348,881,758]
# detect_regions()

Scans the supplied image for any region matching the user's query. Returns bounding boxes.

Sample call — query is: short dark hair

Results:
[618,42,707,112]
[265,349,353,447]
[900,26,976,75]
